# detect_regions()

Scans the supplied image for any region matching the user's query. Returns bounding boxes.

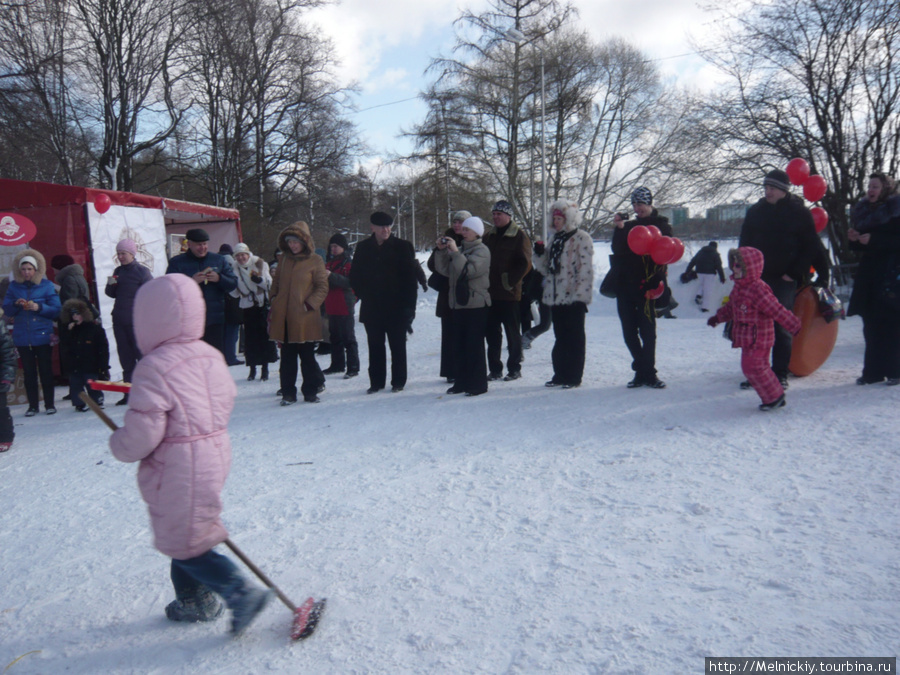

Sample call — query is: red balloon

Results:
[810,206,829,233]
[785,158,810,186]
[645,281,665,300]
[646,225,662,241]
[803,175,827,202]
[627,226,654,256]
[95,193,112,214]
[650,236,677,265]
[666,237,685,264]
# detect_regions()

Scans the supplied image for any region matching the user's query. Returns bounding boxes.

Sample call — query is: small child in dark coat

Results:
[61,299,110,411]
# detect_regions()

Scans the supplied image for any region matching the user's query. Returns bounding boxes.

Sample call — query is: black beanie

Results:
[218,243,233,255]
[51,254,75,270]
[329,233,349,250]
[763,169,791,193]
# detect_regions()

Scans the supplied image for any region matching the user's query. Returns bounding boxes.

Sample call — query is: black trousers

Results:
[364,318,407,389]
[550,302,587,386]
[439,314,457,380]
[486,299,522,376]
[862,310,900,380]
[19,344,55,409]
[113,322,141,383]
[0,403,14,444]
[616,294,657,381]
[279,342,324,400]
[768,278,797,379]
[202,323,225,356]
[327,314,360,373]
[451,307,489,395]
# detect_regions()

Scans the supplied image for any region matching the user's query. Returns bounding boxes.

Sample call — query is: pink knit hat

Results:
[116,239,137,255]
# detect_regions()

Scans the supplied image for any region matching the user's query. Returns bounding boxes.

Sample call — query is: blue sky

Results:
[307,0,727,170]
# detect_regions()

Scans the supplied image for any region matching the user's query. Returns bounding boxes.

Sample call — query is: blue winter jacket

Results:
[165,251,237,325]
[2,279,62,347]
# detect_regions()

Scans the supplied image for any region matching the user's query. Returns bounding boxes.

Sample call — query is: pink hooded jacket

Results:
[714,246,802,351]
[109,274,237,560]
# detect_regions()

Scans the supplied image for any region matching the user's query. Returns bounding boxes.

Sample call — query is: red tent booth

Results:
[0,178,242,382]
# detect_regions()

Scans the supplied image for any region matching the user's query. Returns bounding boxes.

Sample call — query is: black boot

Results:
[247,366,256,381]
[261,364,269,381]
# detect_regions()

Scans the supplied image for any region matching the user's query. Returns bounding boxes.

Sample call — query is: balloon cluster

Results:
[785,158,828,233]
[627,225,685,266]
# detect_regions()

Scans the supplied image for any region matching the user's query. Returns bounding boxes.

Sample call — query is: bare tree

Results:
[696,0,900,262]
[0,0,93,184]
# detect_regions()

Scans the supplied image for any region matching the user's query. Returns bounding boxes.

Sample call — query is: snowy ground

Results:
[2,242,898,674]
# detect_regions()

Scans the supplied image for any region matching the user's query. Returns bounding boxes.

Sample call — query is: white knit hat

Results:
[19,255,38,269]
[461,217,485,237]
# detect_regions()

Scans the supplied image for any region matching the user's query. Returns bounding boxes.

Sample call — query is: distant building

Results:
[706,201,751,222]
[657,204,689,227]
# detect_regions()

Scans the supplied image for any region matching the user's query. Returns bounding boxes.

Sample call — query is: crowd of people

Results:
[2,168,899,450]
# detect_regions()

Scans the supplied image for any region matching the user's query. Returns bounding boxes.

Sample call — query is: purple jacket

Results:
[105,260,153,326]
[109,274,237,560]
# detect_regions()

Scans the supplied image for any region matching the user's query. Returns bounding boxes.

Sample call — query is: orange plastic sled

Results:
[789,285,839,377]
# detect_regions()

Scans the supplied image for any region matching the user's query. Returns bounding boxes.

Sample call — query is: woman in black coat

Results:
[847,172,900,386]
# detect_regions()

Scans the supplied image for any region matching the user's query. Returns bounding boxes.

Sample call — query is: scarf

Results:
[232,256,270,308]
[548,229,576,275]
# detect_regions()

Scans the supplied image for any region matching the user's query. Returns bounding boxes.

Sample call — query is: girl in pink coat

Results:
[109,274,272,635]
[707,247,802,410]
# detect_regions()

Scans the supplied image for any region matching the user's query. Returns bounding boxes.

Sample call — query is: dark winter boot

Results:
[260,364,269,381]
[247,366,257,381]
[165,588,224,623]
[116,394,129,406]
[229,586,274,636]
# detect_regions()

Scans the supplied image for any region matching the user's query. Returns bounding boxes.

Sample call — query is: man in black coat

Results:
[349,212,418,393]
[165,228,238,354]
[739,169,831,386]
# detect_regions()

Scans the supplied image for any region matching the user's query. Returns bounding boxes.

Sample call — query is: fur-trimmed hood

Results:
[729,246,764,284]
[60,298,95,324]
[12,248,47,284]
[549,199,583,232]
[278,221,316,259]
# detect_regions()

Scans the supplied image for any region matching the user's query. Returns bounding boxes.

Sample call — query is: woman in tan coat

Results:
[269,222,328,404]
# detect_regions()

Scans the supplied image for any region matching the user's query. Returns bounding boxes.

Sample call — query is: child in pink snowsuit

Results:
[109,274,272,635]
[707,247,802,410]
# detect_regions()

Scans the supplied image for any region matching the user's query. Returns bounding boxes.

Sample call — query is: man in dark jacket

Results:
[684,241,726,312]
[739,169,831,387]
[166,228,237,354]
[484,199,532,381]
[349,212,418,393]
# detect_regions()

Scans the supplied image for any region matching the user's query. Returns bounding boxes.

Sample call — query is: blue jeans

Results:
[170,549,245,606]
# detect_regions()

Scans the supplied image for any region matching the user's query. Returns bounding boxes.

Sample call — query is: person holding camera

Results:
[2,249,61,416]
[426,211,468,383]
[433,217,491,397]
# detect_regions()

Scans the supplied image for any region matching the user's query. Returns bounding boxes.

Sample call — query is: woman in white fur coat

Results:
[532,199,594,388]
[229,243,278,381]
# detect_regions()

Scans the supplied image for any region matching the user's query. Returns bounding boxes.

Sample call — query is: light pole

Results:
[507,27,548,243]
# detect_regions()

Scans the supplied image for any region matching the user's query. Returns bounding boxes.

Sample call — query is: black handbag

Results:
[455,265,470,306]
[427,272,448,293]
[600,256,618,299]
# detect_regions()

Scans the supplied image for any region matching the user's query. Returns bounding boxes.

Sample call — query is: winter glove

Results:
[404,308,416,335]
[707,316,719,328]
[98,366,110,381]
[638,274,663,294]
[250,272,262,284]
[533,241,545,255]
[501,272,513,292]
[420,280,429,293]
